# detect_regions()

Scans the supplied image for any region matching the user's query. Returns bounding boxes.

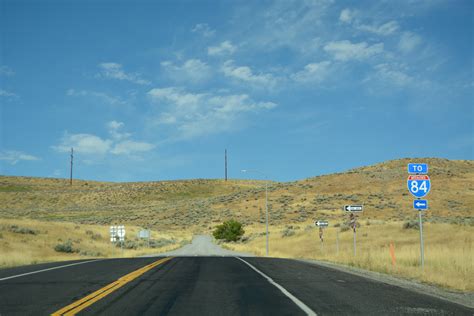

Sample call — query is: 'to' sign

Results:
[407,175,431,198]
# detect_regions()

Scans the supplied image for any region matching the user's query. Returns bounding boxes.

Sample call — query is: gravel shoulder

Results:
[299,258,474,309]
[143,235,252,257]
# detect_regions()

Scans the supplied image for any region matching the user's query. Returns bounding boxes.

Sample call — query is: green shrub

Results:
[54,240,78,253]
[213,220,245,242]
[403,220,420,230]
[281,227,295,237]
[149,238,175,248]
[9,225,38,235]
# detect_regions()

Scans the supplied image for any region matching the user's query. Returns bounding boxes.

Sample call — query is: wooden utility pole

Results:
[225,149,228,181]
[70,147,73,186]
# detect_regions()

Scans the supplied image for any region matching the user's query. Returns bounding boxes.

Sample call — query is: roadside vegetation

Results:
[0,158,472,292]
[223,221,473,292]
[213,220,245,242]
[0,218,191,268]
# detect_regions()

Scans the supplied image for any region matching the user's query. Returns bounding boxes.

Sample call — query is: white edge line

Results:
[0,259,103,281]
[236,257,317,316]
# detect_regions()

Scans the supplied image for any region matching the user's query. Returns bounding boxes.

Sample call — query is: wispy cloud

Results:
[398,32,422,53]
[339,8,355,23]
[369,63,413,86]
[0,66,14,76]
[0,150,39,165]
[339,8,399,36]
[208,41,236,56]
[52,121,155,160]
[0,89,17,98]
[357,21,399,36]
[221,60,277,88]
[53,133,112,155]
[291,61,332,83]
[66,89,125,105]
[148,87,276,139]
[97,62,151,85]
[324,40,384,61]
[191,23,215,37]
[161,59,212,83]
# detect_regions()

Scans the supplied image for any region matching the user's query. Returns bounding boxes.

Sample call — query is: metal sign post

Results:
[418,211,424,268]
[408,163,430,269]
[115,225,125,257]
[350,213,357,256]
[336,230,339,255]
[315,221,329,253]
[344,207,362,256]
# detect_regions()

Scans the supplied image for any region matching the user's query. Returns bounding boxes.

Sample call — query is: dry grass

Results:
[0,158,472,292]
[1,159,472,230]
[224,220,473,291]
[0,218,191,269]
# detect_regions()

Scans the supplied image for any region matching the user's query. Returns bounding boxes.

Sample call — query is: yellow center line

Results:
[51,257,172,316]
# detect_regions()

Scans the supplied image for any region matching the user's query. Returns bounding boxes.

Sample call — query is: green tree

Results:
[213,219,245,242]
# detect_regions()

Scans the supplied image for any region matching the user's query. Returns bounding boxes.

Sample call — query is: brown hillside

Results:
[0,158,472,229]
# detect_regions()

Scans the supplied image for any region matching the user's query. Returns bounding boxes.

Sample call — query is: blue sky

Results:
[1,0,472,182]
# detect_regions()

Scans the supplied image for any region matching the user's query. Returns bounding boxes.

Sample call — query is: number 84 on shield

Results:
[407,175,431,198]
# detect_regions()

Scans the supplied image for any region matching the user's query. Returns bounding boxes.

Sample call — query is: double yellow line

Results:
[52,257,172,316]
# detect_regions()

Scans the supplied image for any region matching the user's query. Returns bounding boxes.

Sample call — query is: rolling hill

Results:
[1,158,472,229]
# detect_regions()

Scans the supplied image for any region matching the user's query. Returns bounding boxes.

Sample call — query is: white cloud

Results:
[221,60,277,88]
[148,87,276,139]
[339,8,355,23]
[0,150,39,165]
[372,63,413,86]
[339,8,399,36]
[0,89,17,98]
[107,120,131,140]
[110,140,155,155]
[324,40,384,61]
[52,133,112,155]
[358,21,399,36]
[160,59,211,83]
[0,66,14,76]
[191,23,215,37]
[66,89,124,105]
[52,122,154,159]
[208,41,236,56]
[398,32,422,53]
[97,62,151,85]
[291,61,332,83]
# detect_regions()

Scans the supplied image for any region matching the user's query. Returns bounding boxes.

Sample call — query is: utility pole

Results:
[70,147,74,186]
[225,149,228,181]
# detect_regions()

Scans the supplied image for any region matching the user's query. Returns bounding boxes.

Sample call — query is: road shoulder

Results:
[297,258,474,309]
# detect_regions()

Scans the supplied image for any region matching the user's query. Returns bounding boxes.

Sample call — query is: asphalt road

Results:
[0,256,472,315]
[143,235,252,257]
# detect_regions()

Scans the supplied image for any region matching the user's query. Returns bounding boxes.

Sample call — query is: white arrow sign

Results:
[316,220,329,227]
[344,205,363,212]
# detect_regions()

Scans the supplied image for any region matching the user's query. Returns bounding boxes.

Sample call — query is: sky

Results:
[0,0,472,182]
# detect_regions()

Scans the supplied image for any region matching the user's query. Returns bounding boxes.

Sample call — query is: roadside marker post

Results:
[344,205,363,256]
[315,220,329,252]
[111,225,126,257]
[117,225,126,257]
[407,163,430,269]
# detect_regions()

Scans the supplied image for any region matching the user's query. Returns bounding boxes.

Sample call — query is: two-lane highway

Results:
[0,238,472,315]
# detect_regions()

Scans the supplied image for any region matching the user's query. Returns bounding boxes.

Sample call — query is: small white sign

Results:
[315,220,329,227]
[117,225,125,237]
[138,229,150,239]
[344,205,363,212]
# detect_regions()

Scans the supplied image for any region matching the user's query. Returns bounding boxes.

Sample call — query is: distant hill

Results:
[1,158,472,229]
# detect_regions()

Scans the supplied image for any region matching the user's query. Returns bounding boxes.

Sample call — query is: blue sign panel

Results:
[408,163,428,174]
[413,199,428,210]
[407,175,431,198]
